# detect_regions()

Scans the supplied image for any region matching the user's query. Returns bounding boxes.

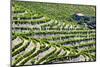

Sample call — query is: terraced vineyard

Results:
[11,1,96,66]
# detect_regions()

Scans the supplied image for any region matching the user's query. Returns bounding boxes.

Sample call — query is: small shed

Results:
[73,13,84,22]
[73,13,96,29]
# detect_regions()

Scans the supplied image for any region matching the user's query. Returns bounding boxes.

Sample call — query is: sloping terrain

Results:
[11,1,96,66]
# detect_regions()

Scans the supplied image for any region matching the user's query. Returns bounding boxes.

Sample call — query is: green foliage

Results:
[14,1,95,22]
[12,1,96,66]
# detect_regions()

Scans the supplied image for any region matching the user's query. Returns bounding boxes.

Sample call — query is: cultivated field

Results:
[11,1,96,66]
